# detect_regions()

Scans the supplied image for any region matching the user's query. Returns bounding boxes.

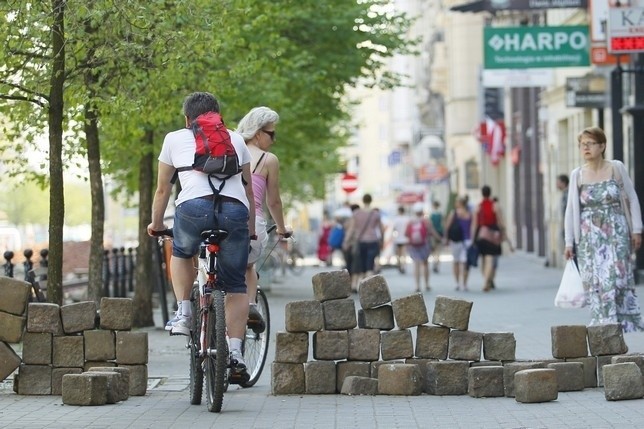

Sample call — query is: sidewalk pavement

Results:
[1,251,644,429]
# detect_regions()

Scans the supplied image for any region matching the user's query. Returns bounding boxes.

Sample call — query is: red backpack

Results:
[406,219,428,246]
[478,199,497,226]
[177,112,241,180]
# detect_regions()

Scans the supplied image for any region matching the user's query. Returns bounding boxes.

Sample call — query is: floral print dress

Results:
[578,178,644,332]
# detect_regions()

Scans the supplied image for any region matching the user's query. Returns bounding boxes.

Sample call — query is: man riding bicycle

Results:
[147,92,256,376]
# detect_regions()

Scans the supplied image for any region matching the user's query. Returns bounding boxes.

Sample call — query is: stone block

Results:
[503,361,546,397]
[0,277,31,316]
[51,368,82,395]
[358,275,391,309]
[304,360,336,394]
[415,325,449,360]
[274,332,309,363]
[587,324,628,356]
[322,298,357,330]
[62,373,107,405]
[271,362,305,395]
[378,363,422,395]
[26,303,63,335]
[357,306,394,331]
[547,362,584,392]
[84,361,116,371]
[551,325,588,358]
[348,329,380,361]
[61,301,97,334]
[425,361,470,395]
[448,330,483,361]
[0,311,26,343]
[483,332,516,361]
[380,329,413,361]
[312,330,348,360]
[99,298,133,331]
[468,366,505,398]
[21,332,52,365]
[566,356,598,388]
[611,354,644,374]
[117,364,147,396]
[84,370,120,403]
[336,361,370,392]
[285,300,324,332]
[84,330,116,361]
[0,341,21,381]
[514,369,558,403]
[312,270,351,301]
[603,362,644,401]
[87,367,130,402]
[431,296,472,330]
[370,360,404,379]
[341,376,378,395]
[17,364,52,395]
[597,355,616,387]
[53,335,84,368]
[405,358,436,382]
[391,293,429,329]
[115,331,148,365]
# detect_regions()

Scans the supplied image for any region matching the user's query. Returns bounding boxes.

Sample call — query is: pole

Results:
[611,64,623,161]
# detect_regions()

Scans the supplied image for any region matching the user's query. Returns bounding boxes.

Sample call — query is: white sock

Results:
[181,300,192,318]
[229,338,243,352]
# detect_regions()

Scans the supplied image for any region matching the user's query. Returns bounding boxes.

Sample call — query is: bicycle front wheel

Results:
[288,250,305,276]
[241,288,270,387]
[205,290,227,413]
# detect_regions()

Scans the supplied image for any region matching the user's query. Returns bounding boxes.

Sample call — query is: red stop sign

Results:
[341,173,358,194]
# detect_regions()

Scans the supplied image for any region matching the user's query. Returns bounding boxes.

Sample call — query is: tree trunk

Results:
[47,0,66,305]
[133,130,155,327]
[85,104,105,304]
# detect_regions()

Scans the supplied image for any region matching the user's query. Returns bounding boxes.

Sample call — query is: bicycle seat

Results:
[201,229,228,244]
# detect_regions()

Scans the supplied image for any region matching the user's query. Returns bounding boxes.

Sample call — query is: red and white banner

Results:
[478,117,506,166]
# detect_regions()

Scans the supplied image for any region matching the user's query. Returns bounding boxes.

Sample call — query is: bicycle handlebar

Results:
[151,228,174,238]
[266,224,293,239]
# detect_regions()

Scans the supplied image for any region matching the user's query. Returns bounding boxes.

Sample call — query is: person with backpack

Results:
[147,92,255,377]
[444,196,472,291]
[405,202,441,292]
[471,185,505,292]
[236,106,291,334]
[327,215,346,266]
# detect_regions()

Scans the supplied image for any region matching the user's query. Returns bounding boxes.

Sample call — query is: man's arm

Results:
[241,163,256,237]
[147,161,175,235]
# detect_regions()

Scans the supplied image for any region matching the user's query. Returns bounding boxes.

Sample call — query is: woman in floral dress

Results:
[564,127,643,332]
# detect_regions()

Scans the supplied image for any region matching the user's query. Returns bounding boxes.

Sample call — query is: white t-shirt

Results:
[391,214,410,245]
[159,128,251,208]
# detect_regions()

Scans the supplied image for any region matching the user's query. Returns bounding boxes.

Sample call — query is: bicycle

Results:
[153,227,246,413]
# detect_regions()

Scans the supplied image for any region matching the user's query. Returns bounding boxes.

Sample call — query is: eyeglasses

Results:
[578,141,602,149]
[261,130,276,141]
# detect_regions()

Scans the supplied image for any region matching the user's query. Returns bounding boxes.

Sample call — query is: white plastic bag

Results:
[554,260,587,308]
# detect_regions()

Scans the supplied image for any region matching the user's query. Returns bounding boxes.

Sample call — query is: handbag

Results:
[554,260,587,309]
[466,244,479,268]
[477,225,502,246]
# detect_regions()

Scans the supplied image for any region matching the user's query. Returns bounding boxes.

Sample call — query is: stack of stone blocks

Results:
[270,270,644,403]
[0,276,148,406]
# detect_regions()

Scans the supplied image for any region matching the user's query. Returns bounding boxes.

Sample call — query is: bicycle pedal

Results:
[228,370,250,385]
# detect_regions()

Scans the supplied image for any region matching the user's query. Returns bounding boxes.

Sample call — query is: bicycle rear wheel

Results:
[205,290,227,413]
[241,288,270,387]
[189,291,203,405]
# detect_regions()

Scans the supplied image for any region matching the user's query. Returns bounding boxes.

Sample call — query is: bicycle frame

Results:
[196,238,220,359]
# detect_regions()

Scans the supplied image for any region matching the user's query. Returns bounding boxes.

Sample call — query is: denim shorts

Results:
[173,197,249,293]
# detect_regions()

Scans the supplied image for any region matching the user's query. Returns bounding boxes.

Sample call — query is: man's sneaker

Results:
[247,305,266,334]
[164,311,182,331]
[230,349,247,371]
[170,316,192,336]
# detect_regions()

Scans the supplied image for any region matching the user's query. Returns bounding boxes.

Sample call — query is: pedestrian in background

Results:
[429,200,444,273]
[406,202,441,292]
[564,126,644,332]
[471,185,505,292]
[391,205,410,273]
[343,194,383,292]
[444,196,472,291]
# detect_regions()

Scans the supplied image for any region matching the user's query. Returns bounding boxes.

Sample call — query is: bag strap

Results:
[252,152,266,174]
[356,210,375,241]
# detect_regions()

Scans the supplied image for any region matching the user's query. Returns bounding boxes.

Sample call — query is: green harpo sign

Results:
[484,25,590,69]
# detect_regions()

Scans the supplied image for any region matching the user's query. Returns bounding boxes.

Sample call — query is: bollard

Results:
[3,251,15,278]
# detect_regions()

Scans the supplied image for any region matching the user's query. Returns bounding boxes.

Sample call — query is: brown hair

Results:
[577,127,607,158]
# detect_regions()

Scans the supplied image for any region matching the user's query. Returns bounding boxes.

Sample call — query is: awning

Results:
[449,0,588,13]
[450,0,485,13]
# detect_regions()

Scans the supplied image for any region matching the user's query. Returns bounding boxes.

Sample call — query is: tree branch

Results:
[0,93,47,108]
